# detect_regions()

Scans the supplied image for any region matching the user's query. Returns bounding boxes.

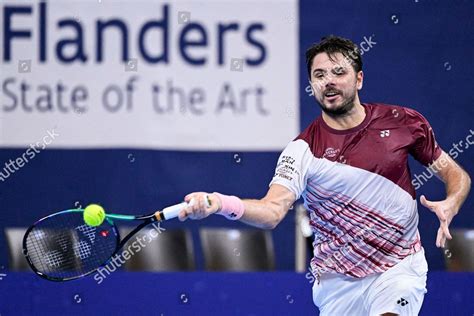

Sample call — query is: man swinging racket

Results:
[179,36,471,315]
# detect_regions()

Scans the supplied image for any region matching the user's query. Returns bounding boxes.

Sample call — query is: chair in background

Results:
[199,228,275,271]
[444,229,474,272]
[119,227,195,271]
[5,227,31,271]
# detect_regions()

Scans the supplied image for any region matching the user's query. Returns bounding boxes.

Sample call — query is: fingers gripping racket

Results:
[22,200,194,281]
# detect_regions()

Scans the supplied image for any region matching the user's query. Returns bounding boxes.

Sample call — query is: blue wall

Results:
[1,0,473,271]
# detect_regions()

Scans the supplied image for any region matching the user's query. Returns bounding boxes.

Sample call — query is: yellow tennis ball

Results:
[83,204,105,227]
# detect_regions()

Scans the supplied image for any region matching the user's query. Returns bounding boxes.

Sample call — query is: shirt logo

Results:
[380,130,390,138]
[323,147,340,158]
[397,298,409,307]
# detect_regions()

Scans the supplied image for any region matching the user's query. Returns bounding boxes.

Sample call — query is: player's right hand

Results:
[179,192,222,221]
[420,194,455,248]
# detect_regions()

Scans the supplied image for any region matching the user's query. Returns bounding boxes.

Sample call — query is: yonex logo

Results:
[380,130,390,137]
[397,298,409,306]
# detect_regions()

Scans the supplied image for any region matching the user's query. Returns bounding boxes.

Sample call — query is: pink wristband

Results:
[213,192,244,220]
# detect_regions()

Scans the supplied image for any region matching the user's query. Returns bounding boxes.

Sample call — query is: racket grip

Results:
[161,199,195,220]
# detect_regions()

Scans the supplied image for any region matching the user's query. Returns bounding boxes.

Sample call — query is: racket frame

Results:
[23,208,166,281]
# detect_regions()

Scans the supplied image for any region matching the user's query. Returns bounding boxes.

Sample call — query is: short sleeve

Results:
[405,108,442,166]
[269,139,314,199]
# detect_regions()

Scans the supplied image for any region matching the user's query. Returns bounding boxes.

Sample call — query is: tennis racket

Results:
[22,199,198,281]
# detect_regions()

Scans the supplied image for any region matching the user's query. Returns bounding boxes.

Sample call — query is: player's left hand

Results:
[420,195,458,248]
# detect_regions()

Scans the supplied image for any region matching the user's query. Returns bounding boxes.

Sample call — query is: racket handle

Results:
[160,198,195,220]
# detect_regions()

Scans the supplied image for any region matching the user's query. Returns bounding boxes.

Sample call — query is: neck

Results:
[322,98,366,130]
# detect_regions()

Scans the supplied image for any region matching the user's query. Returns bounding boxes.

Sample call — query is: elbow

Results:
[466,171,472,190]
[256,198,287,230]
[262,222,278,230]
[261,222,279,230]
[460,167,471,190]
[262,209,283,230]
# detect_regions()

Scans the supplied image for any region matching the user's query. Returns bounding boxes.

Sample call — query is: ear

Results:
[356,71,364,90]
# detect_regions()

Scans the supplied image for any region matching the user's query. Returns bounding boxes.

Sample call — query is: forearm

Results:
[214,184,295,229]
[239,198,288,229]
[435,152,471,212]
[421,152,471,248]
[444,167,471,211]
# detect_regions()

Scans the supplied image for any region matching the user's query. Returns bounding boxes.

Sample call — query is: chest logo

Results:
[380,130,390,138]
[323,147,340,158]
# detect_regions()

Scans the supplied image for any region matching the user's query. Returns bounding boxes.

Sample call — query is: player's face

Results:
[309,52,363,116]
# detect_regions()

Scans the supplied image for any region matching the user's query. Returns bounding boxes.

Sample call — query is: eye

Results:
[333,68,346,75]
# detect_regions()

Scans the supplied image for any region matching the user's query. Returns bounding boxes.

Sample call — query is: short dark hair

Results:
[305,35,363,78]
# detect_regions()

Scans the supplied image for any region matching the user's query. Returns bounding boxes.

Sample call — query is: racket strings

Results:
[24,211,119,280]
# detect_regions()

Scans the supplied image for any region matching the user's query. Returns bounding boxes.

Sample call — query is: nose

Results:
[312,78,334,92]
[324,76,336,88]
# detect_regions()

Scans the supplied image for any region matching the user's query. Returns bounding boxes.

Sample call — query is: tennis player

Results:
[180,36,471,315]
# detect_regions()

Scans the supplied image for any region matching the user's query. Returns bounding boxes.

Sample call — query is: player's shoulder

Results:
[277,118,321,157]
[368,102,406,117]
[367,102,427,125]
[294,117,322,148]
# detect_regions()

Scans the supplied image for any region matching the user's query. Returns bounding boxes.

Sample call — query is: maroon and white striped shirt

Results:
[270,103,442,278]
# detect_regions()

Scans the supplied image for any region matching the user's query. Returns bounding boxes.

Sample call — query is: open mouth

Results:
[324,91,341,100]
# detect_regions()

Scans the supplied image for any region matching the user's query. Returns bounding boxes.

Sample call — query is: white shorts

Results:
[312,248,428,316]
